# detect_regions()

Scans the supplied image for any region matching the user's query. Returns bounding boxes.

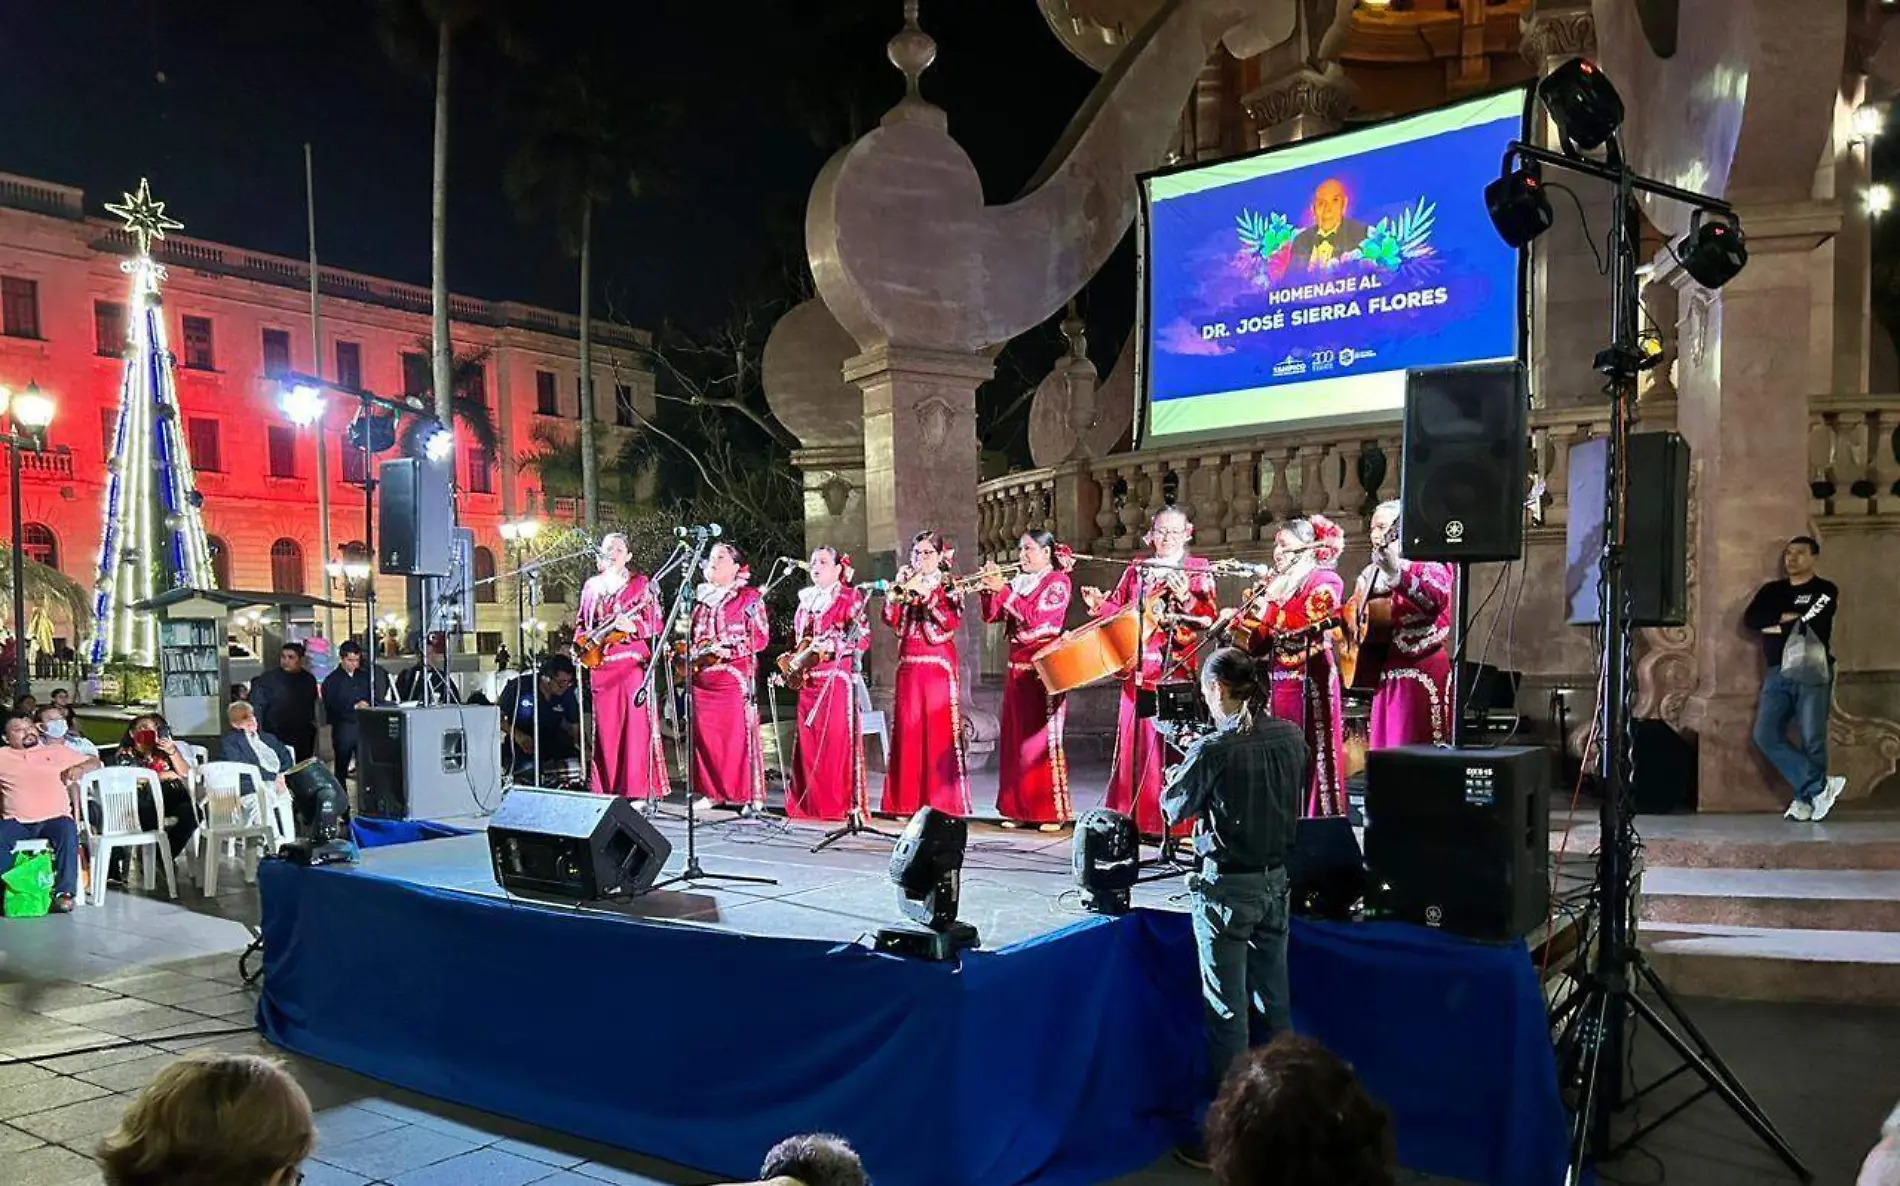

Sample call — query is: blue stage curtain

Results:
[257,863,1568,1186]
[347,818,472,849]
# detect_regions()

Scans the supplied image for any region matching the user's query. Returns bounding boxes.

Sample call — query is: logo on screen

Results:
[1271,353,1308,378]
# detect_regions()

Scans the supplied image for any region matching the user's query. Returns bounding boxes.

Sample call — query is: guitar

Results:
[775,636,826,691]
[573,620,637,670]
[1341,594,1394,691]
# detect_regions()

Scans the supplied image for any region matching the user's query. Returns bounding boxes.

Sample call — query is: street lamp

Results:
[0,382,55,699]
[498,515,541,666]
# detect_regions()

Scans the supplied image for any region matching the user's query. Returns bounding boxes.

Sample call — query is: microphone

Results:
[1226,562,1274,578]
[673,523,724,540]
[854,579,891,594]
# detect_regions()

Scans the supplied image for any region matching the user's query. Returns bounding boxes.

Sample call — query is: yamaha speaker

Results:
[378,457,454,577]
[1400,362,1529,563]
[488,787,673,900]
[1363,745,1549,940]
[1565,432,1690,627]
[358,705,500,821]
[1288,815,1366,920]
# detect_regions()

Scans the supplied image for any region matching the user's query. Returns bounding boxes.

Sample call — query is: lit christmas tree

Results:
[88,179,217,668]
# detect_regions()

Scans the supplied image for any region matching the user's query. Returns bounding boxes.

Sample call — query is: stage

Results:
[257,806,1572,1186]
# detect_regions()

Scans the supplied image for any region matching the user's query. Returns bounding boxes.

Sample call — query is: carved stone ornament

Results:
[1683,290,1712,367]
[1241,68,1354,135]
[1520,8,1598,68]
[914,394,957,451]
[819,474,855,519]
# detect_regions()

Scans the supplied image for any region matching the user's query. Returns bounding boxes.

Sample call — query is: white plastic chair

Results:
[854,675,890,767]
[79,768,178,906]
[184,742,209,768]
[188,762,279,895]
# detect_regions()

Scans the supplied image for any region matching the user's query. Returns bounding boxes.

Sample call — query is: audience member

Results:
[112,713,197,859]
[249,642,320,762]
[221,702,295,810]
[98,1052,313,1186]
[0,711,97,913]
[716,1133,869,1186]
[36,703,98,759]
[12,692,37,717]
[1206,1035,1395,1186]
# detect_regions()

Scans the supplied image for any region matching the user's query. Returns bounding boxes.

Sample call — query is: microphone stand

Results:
[811,602,895,853]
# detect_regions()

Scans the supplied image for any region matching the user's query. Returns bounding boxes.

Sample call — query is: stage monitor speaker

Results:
[1400,361,1529,563]
[1363,745,1549,940]
[358,705,500,821]
[1288,815,1366,920]
[1565,431,1690,627]
[378,457,454,577]
[488,787,672,899]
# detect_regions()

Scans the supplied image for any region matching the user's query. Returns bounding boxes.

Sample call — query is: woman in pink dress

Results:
[688,542,771,811]
[1346,500,1455,749]
[1234,515,1349,818]
[978,530,1074,829]
[576,533,669,804]
[782,546,868,821]
[880,530,971,818]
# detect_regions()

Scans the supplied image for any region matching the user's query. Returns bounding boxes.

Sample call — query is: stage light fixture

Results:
[282,758,358,866]
[876,807,978,960]
[1537,57,1625,153]
[1485,156,1554,248]
[1676,210,1748,289]
[1072,808,1140,915]
[1853,102,1885,142]
[1869,183,1895,217]
[346,413,397,455]
[281,382,326,427]
[414,421,455,464]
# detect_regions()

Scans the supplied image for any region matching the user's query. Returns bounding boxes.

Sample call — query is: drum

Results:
[1031,607,1143,694]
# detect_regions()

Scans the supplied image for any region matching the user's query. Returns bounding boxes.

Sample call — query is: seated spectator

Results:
[715,1133,869,1186]
[50,687,71,711]
[222,702,294,782]
[0,710,100,914]
[112,713,197,859]
[98,1052,313,1186]
[12,692,37,717]
[1205,1034,1395,1186]
[36,703,98,759]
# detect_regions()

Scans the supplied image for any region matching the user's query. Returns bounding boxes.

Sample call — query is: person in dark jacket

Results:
[319,641,379,781]
[1742,535,1844,821]
[220,701,295,778]
[247,642,319,762]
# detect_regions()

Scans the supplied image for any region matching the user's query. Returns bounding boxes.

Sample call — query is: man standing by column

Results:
[1744,536,1844,821]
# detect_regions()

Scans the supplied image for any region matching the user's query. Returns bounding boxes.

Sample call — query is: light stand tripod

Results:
[1506,132,1810,1183]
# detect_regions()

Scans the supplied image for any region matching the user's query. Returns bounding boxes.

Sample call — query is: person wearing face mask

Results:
[978,530,1076,830]
[687,542,772,812]
[112,715,197,859]
[882,530,972,817]
[35,704,98,759]
[780,547,869,822]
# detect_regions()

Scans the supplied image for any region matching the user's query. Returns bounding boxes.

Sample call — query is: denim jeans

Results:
[1189,864,1291,1096]
[1753,667,1831,803]
[0,816,80,901]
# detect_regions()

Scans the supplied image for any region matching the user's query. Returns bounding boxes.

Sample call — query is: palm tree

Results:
[376,0,525,428]
[504,54,667,536]
[0,548,89,627]
[397,337,499,461]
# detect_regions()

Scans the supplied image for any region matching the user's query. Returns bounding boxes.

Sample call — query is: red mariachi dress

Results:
[1240,567,1348,817]
[1100,555,1219,836]
[1350,560,1455,749]
[578,572,669,801]
[880,577,971,817]
[980,568,1074,825]
[689,582,771,807]
[786,583,868,821]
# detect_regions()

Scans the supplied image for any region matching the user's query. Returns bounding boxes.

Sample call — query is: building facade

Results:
[0,170,654,654]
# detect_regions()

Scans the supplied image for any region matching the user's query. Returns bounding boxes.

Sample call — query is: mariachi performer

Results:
[1081,507,1219,837]
[688,541,772,811]
[576,532,669,803]
[1345,500,1455,749]
[780,546,869,821]
[881,530,971,817]
[1234,515,1349,818]
[978,529,1074,830]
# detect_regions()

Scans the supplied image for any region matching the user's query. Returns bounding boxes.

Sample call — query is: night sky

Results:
[0,0,1109,335]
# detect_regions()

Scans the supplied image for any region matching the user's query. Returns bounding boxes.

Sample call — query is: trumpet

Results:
[953,562,1024,594]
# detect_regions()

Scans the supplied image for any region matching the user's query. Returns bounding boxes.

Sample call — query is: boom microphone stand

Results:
[811,609,897,853]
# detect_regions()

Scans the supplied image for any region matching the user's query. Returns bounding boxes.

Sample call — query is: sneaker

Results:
[1784,799,1814,821]
[1810,775,1847,822]
[50,893,75,914]
[1171,1140,1211,1170]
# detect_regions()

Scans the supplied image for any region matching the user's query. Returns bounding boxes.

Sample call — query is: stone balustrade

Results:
[1809,394,1900,519]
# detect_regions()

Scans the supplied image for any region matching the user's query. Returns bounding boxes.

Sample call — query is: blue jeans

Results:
[1189,864,1291,1097]
[0,816,80,902]
[1753,668,1831,803]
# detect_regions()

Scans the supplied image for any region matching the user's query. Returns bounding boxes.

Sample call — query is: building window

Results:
[186,417,222,472]
[270,538,305,594]
[267,426,297,478]
[476,630,503,655]
[466,445,493,494]
[261,328,292,378]
[473,546,497,603]
[401,351,430,398]
[181,316,215,370]
[100,408,119,455]
[1,277,40,339]
[457,363,486,403]
[340,441,367,486]
[336,340,362,390]
[614,384,636,428]
[207,535,231,590]
[19,523,56,569]
[536,370,558,415]
[95,301,128,357]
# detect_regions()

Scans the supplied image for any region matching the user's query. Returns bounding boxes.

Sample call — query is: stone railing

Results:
[0,172,84,220]
[1809,393,1900,519]
[17,447,75,481]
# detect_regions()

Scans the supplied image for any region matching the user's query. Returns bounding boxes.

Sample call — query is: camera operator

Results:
[1161,646,1308,1168]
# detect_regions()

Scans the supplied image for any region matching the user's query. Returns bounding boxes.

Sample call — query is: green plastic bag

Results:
[2,848,54,918]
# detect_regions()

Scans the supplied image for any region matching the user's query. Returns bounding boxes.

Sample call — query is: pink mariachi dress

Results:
[578,572,669,801]
[1099,555,1219,837]
[689,582,771,807]
[1350,560,1455,749]
[1240,568,1349,818]
[880,577,971,817]
[980,568,1074,825]
[786,583,868,821]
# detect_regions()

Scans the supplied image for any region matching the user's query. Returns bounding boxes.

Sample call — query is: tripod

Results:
[811,613,895,853]
[1513,133,1810,1183]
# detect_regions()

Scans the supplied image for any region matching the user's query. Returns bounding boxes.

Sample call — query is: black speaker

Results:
[1401,362,1528,562]
[1363,745,1549,940]
[1565,432,1690,627]
[1287,816,1366,920]
[1629,717,1696,814]
[487,787,673,900]
[378,457,453,577]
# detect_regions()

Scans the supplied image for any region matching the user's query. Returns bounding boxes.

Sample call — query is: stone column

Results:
[791,444,868,561]
[1670,203,1841,811]
[1242,67,1354,150]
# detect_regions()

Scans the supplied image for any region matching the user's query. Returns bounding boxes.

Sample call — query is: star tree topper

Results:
[104,178,184,256]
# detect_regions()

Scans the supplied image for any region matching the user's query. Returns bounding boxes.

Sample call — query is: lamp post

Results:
[0,383,56,700]
[325,552,372,644]
[497,515,540,668]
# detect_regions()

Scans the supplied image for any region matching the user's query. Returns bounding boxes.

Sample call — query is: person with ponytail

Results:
[881,529,971,816]
[783,546,869,821]
[1161,646,1307,1168]
[978,530,1075,829]
[689,541,772,811]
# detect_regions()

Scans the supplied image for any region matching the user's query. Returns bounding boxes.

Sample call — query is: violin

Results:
[775,636,826,691]
[573,621,635,670]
